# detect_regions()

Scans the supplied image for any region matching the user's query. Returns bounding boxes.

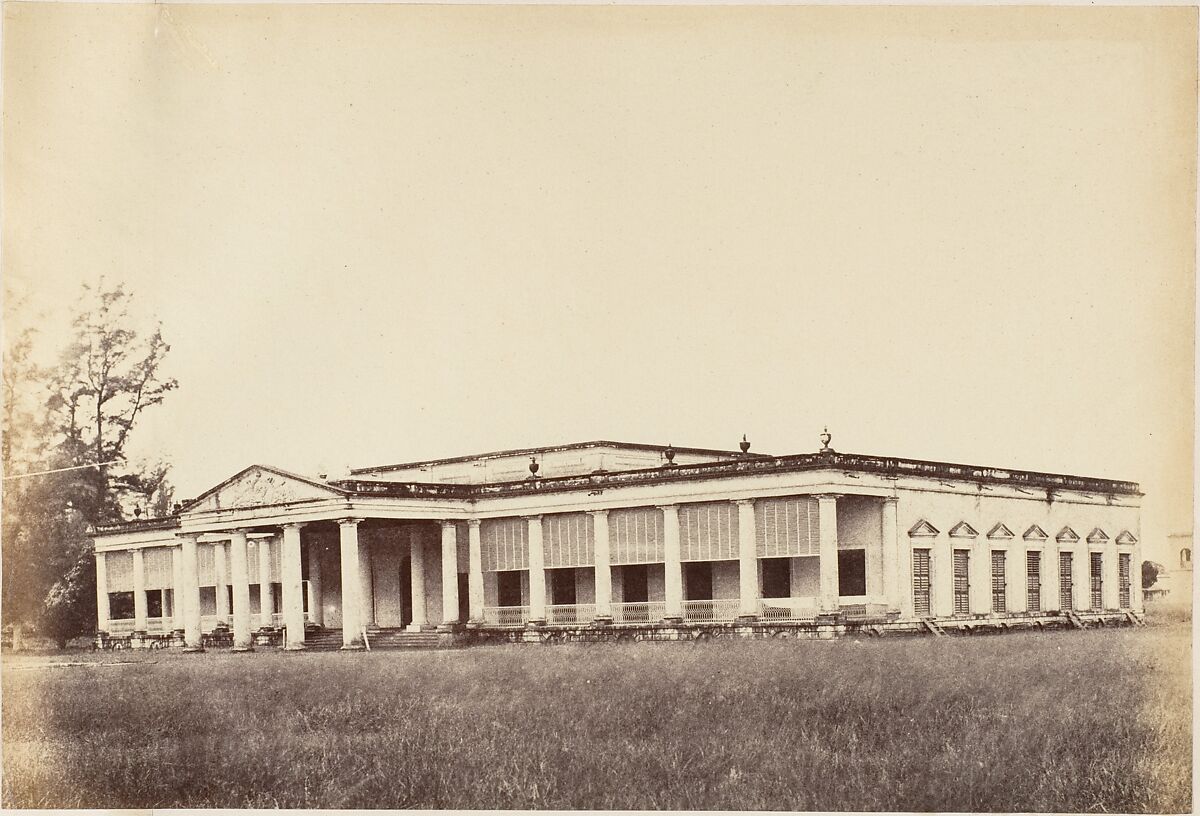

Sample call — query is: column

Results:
[661,505,683,621]
[132,548,147,634]
[171,546,185,632]
[95,551,110,634]
[179,533,203,651]
[280,523,306,650]
[228,530,253,651]
[1131,538,1144,612]
[933,533,954,617]
[307,538,324,625]
[467,520,485,624]
[591,510,612,623]
[817,495,841,613]
[1006,538,1027,614]
[1102,538,1120,610]
[359,534,375,630]
[1043,538,1061,612]
[339,518,364,649]
[527,516,546,625]
[881,497,901,612]
[214,541,230,624]
[1074,544,1090,610]
[257,536,274,628]
[407,527,427,631]
[440,521,460,628]
[736,500,758,619]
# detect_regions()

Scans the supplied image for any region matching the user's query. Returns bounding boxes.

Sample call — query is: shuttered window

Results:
[609,507,664,565]
[248,539,280,582]
[543,513,594,568]
[953,550,970,616]
[106,551,135,592]
[755,496,819,557]
[991,551,1006,613]
[1118,554,1131,609]
[198,543,218,586]
[1059,552,1074,611]
[1090,552,1103,609]
[679,502,738,562]
[144,547,174,590]
[481,518,529,572]
[1026,551,1042,612]
[912,549,932,617]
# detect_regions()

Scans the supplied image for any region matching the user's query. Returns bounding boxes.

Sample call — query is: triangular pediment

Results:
[987,523,1015,540]
[183,465,347,513]
[908,520,939,537]
[949,521,979,538]
[1115,530,1139,545]
[1023,524,1049,541]
[1056,526,1080,543]
[1086,527,1109,543]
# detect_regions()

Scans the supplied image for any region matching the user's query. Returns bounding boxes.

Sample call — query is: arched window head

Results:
[1182,548,1192,567]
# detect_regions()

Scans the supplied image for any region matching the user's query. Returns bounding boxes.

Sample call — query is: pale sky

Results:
[3,4,1195,563]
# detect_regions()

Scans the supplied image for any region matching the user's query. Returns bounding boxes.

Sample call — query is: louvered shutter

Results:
[106,551,135,592]
[144,547,174,590]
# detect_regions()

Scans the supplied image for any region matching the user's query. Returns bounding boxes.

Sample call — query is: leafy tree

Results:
[2,280,178,646]
[1142,560,1163,590]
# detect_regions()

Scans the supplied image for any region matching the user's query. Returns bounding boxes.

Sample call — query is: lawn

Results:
[1,614,1191,811]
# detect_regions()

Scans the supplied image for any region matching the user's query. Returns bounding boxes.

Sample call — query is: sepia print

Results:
[1,3,1194,811]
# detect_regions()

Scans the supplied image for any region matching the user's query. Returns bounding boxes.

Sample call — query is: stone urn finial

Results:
[819,427,833,453]
[664,443,677,467]
[739,434,751,454]
[528,456,540,479]
[133,506,142,518]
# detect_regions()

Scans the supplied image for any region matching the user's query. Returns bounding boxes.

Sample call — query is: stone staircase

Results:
[297,627,446,652]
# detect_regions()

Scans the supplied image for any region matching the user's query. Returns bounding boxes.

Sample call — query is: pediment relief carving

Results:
[1115,530,1138,545]
[949,521,979,538]
[908,520,939,537]
[185,466,344,513]
[1086,527,1109,543]
[1055,526,1080,543]
[1023,524,1049,541]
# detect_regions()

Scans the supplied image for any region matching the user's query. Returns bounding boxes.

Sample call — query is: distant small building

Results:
[1147,533,1193,605]
[90,432,1144,650]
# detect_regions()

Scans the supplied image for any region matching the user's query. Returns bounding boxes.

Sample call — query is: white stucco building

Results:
[91,432,1144,650]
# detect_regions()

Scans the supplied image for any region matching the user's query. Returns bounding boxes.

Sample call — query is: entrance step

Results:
[1063,610,1087,629]
[922,618,949,637]
[288,627,447,652]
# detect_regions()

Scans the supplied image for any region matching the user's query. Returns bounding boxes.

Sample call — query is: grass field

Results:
[1,613,1191,811]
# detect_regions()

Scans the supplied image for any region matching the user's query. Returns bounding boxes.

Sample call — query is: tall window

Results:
[108,591,135,620]
[684,562,714,601]
[953,550,970,616]
[550,568,577,605]
[1059,552,1074,611]
[621,564,649,604]
[912,549,932,616]
[497,570,523,607]
[991,551,1007,613]
[1026,551,1042,612]
[1118,554,1131,609]
[1090,552,1103,609]
[838,549,866,596]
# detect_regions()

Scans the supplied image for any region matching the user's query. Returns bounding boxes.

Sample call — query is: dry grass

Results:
[1,615,1191,811]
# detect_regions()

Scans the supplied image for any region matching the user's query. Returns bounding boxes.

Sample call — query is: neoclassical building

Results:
[91,433,1144,650]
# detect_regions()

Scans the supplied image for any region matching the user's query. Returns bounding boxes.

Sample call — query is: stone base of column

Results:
[181,645,206,653]
[231,645,254,653]
[661,615,683,624]
[465,618,485,628]
[283,643,307,651]
[735,614,758,624]
[406,623,433,632]
[340,643,365,651]
[526,618,546,628]
[591,615,613,626]
[437,622,462,633]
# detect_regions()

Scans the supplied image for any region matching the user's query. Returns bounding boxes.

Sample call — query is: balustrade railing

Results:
[682,598,740,623]
[483,605,530,626]
[106,619,136,634]
[545,604,596,625]
[758,597,819,621]
[610,601,666,623]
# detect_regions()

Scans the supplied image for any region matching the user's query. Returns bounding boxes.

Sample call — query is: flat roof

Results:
[350,439,768,475]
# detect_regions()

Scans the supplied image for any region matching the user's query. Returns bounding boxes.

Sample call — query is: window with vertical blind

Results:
[912,549,932,617]
[542,513,594,568]
[754,496,819,557]
[1059,552,1074,611]
[105,551,134,592]
[609,507,664,565]
[1090,552,1103,608]
[143,547,174,590]
[1026,551,1042,612]
[1118,554,1131,609]
[679,502,738,562]
[198,543,217,586]
[991,551,1007,613]
[481,518,529,572]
